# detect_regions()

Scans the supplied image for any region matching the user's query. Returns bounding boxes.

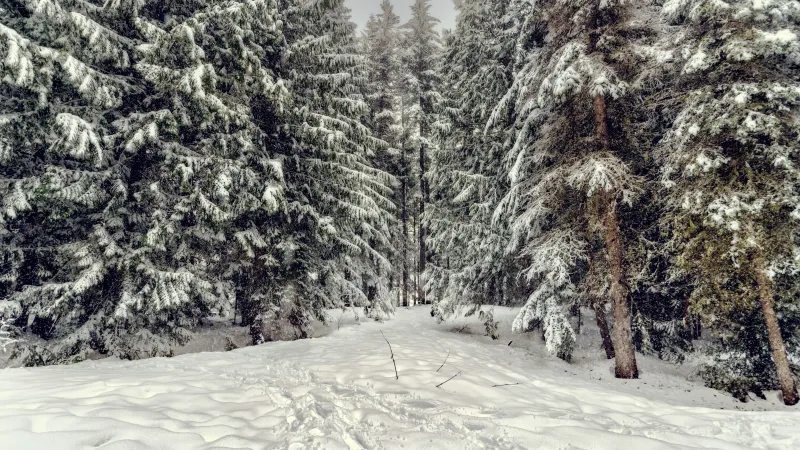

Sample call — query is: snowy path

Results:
[1,308,799,449]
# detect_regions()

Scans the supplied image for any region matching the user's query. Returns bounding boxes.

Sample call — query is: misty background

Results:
[345,0,457,31]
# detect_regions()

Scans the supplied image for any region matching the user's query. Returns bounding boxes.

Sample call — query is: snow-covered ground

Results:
[1,307,799,449]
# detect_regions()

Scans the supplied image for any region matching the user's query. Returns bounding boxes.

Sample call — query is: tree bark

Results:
[594,93,638,378]
[754,253,799,406]
[593,301,615,359]
[603,194,638,378]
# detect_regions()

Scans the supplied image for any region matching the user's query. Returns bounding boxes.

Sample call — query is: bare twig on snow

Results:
[492,383,521,388]
[437,350,450,372]
[380,330,399,380]
[436,371,461,388]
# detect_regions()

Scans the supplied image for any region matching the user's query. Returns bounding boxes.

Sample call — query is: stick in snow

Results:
[380,330,399,380]
[436,371,461,388]
[437,350,450,372]
[492,383,521,388]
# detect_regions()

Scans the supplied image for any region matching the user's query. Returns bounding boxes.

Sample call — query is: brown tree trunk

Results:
[603,194,638,378]
[594,93,638,378]
[594,95,610,147]
[593,301,615,359]
[754,253,799,406]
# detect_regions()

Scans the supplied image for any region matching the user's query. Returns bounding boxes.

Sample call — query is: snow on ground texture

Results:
[1,308,799,450]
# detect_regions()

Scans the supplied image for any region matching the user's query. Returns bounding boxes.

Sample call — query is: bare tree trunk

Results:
[602,191,638,378]
[594,94,610,146]
[400,98,409,308]
[412,212,417,306]
[594,93,638,379]
[754,253,799,406]
[593,301,615,359]
[402,177,409,307]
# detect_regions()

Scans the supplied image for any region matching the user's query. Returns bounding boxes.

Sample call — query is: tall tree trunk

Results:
[412,211,417,305]
[594,93,638,379]
[418,97,428,305]
[402,167,409,307]
[401,99,409,308]
[593,300,615,359]
[754,253,799,406]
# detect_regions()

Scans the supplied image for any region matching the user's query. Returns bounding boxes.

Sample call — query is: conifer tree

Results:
[1,0,152,362]
[490,0,642,371]
[427,0,518,322]
[361,0,406,307]
[269,0,396,330]
[658,0,800,404]
[401,0,440,305]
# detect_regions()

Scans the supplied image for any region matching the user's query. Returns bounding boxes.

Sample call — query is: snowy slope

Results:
[1,308,799,450]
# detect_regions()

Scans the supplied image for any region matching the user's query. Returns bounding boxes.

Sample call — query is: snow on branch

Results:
[0,302,21,353]
[519,228,587,285]
[52,113,105,166]
[566,153,642,205]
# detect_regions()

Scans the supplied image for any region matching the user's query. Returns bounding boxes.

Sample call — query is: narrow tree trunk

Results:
[233,295,238,326]
[402,169,409,307]
[594,93,638,379]
[754,253,799,406]
[593,300,615,359]
[401,99,409,308]
[418,99,428,305]
[412,211,417,306]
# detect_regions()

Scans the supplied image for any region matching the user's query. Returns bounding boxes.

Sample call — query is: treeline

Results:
[427,0,800,405]
[2,0,799,406]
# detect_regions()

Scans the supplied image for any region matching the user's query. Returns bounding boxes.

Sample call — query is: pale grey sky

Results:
[344,0,457,31]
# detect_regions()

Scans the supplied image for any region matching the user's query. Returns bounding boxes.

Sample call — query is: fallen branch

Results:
[437,350,450,372]
[492,383,521,388]
[457,323,469,333]
[436,371,461,388]
[380,330,399,380]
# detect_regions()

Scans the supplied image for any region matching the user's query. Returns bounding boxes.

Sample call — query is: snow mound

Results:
[1,308,799,449]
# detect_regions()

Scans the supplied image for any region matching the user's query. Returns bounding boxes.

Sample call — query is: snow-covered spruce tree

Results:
[491,0,642,371]
[401,0,441,305]
[0,0,150,363]
[141,0,291,343]
[266,0,395,330]
[361,1,406,307]
[428,0,520,323]
[96,0,289,356]
[2,0,292,363]
[658,0,800,404]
